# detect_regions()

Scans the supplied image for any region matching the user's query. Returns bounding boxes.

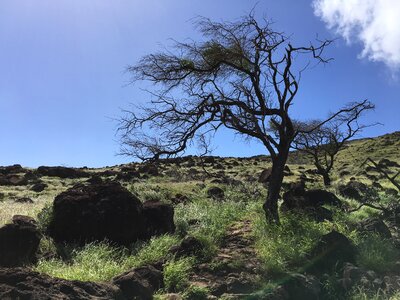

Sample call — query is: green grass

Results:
[252,210,329,274]
[356,235,399,273]
[35,235,180,282]
[349,287,400,300]
[163,257,194,292]
[35,242,125,282]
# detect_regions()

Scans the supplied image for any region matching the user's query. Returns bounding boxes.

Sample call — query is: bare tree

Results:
[292,100,375,186]
[118,13,364,223]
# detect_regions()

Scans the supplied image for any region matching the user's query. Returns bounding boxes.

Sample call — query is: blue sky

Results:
[0,0,399,167]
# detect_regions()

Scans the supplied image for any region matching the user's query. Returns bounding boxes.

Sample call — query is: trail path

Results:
[189,219,264,299]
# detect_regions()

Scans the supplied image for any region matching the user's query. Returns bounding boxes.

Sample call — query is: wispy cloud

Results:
[313,0,400,70]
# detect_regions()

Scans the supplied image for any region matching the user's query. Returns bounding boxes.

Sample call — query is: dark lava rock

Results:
[258,168,272,183]
[86,175,103,184]
[281,186,340,222]
[138,164,159,176]
[171,193,189,204]
[203,156,215,164]
[116,171,140,181]
[31,182,48,192]
[301,206,333,222]
[277,273,321,300]
[338,184,362,201]
[339,181,369,201]
[308,231,356,274]
[0,174,28,186]
[14,197,34,204]
[169,236,204,258]
[358,218,392,239]
[0,215,41,267]
[142,200,175,239]
[37,166,90,179]
[0,164,25,175]
[0,267,124,300]
[112,265,163,300]
[207,186,225,200]
[305,189,342,207]
[47,181,144,246]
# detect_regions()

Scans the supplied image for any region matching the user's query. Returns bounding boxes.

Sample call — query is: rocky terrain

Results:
[0,131,399,299]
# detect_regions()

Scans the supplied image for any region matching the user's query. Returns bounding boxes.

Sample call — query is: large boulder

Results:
[0,267,124,300]
[0,174,28,186]
[307,231,357,274]
[358,218,392,239]
[112,265,163,300]
[47,182,144,246]
[281,185,341,222]
[0,215,41,267]
[37,166,90,179]
[305,189,342,207]
[141,200,175,239]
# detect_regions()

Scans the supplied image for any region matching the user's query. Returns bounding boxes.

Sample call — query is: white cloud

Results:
[313,0,400,70]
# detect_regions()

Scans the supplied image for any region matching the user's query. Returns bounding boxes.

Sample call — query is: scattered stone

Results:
[358,218,391,239]
[171,193,189,204]
[31,182,48,192]
[138,164,159,176]
[207,187,224,200]
[37,166,89,179]
[277,273,321,300]
[338,184,362,201]
[116,171,140,181]
[170,236,204,258]
[14,197,34,204]
[0,164,25,175]
[0,268,123,299]
[0,174,28,186]
[112,265,163,300]
[86,175,103,184]
[0,215,41,267]
[308,231,356,274]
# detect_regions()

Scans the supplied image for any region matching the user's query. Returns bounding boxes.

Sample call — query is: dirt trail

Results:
[189,219,264,298]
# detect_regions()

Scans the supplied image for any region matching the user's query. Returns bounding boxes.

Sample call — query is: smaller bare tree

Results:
[293,100,375,186]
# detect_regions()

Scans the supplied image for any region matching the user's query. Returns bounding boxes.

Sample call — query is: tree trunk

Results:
[322,172,331,186]
[263,152,288,224]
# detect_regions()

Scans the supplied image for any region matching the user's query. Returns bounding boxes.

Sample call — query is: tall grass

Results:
[35,235,179,282]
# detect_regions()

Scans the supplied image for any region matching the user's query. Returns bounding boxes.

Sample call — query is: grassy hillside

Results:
[0,131,399,299]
